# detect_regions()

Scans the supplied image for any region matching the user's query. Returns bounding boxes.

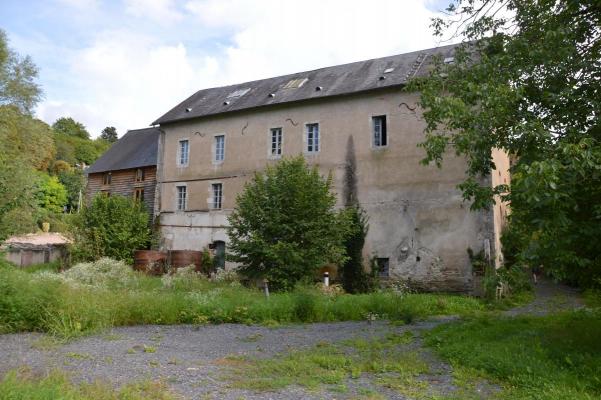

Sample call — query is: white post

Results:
[263,279,270,298]
[323,271,330,287]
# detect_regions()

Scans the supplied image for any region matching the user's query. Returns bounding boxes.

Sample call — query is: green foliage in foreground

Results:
[227,156,351,291]
[0,259,485,339]
[425,311,601,399]
[70,195,151,264]
[0,370,174,400]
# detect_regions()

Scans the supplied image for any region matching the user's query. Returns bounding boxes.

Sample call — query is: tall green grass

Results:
[0,259,485,339]
[425,311,601,399]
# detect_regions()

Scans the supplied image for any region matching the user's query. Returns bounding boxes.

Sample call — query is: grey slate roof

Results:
[86,127,159,174]
[153,43,459,125]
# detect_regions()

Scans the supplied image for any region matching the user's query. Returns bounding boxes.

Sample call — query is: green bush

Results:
[227,156,350,291]
[71,194,150,264]
[340,206,375,293]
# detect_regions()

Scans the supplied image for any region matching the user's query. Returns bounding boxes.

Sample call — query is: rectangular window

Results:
[133,188,144,202]
[270,128,282,157]
[306,123,319,153]
[178,140,189,166]
[212,183,222,209]
[376,258,390,278]
[372,115,387,147]
[176,186,187,211]
[214,135,225,162]
[102,173,111,185]
[135,168,144,182]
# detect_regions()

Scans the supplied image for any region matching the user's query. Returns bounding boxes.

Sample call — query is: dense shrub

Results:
[70,194,150,264]
[340,206,375,293]
[227,157,350,291]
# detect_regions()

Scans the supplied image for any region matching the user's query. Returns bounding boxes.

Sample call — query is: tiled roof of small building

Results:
[153,43,459,125]
[87,127,159,174]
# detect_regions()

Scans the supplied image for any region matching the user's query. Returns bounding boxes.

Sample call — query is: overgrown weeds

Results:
[0,258,488,339]
[0,369,176,400]
[425,310,601,399]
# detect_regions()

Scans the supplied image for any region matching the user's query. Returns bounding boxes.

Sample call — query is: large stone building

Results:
[151,44,509,292]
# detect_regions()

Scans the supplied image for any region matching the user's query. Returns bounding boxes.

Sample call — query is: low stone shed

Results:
[1,232,71,267]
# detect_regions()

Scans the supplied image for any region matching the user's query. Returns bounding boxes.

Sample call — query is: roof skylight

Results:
[226,88,251,99]
[283,78,308,89]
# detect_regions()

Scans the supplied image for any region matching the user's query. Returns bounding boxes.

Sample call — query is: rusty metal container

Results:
[169,250,202,273]
[133,250,167,275]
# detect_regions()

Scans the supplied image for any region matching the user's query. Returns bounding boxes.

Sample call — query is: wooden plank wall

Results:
[86,166,157,217]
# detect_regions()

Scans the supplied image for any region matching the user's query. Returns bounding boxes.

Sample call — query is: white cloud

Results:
[124,0,183,24]
[35,0,447,137]
[55,0,99,8]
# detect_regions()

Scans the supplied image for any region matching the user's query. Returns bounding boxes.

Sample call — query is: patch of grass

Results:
[66,352,92,360]
[143,345,156,353]
[425,310,601,399]
[0,369,176,399]
[238,333,263,343]
[583,289,601,308]
[226,332,429,392]
[0,258,491,339]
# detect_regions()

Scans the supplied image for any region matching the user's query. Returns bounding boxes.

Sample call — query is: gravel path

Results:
[0,282,584,399]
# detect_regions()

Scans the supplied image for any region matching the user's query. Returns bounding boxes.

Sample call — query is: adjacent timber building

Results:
[86,127,160,216]
[148,44,509,292]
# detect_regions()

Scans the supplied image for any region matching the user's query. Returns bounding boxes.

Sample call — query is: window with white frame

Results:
[306,123,319,153]
[214,135,225,162]
[176,185,187,211]
[372,115,387,147]
[211,183,222,209]
[178,140,189,166]
[270,127,282,157]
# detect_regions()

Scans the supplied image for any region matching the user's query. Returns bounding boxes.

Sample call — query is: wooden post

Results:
[323,271,330,287]
[263,278,270,298]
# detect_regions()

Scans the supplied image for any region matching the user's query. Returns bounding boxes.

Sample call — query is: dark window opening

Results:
[102,173,112,185]
[372,115,387,147]
[133,188,144,202]
[376,258,390,278]
[135,168,145,182]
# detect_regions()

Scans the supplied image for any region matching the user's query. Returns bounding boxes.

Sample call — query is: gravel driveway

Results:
[0,320,461,399]
[0,282,583,399]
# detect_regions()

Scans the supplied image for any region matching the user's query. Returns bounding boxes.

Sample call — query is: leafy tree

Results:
[36,174,68,214]
[52,117,90,139]
[0,30,42,114]
[410,1,601,286]
[227,156,350,291]
[71,194,151,264]
[53,133,111,166]
[58,169,85,211]
[0,106,55,240]
[100,126,118,143]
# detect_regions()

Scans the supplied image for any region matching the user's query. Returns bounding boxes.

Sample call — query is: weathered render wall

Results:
[86,166,157,216]
[491,148,511,267]
[158,88,501,291]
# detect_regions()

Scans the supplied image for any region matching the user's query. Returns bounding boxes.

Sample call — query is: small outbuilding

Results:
[1,232,71,267]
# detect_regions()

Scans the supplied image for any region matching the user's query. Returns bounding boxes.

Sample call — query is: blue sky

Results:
[1,0,451,137]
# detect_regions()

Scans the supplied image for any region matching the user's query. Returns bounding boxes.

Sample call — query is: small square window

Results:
[376,258,390,278]
[270,128,282,157]
[133,188,144,202]
[306,123,319,153]
[372,116,387,147]
[212,183,222,209]
[178,140,189,166]
[176,186,187,211]
[102,173,112,185]
[135,168,144,182]
[215,135,225,162]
